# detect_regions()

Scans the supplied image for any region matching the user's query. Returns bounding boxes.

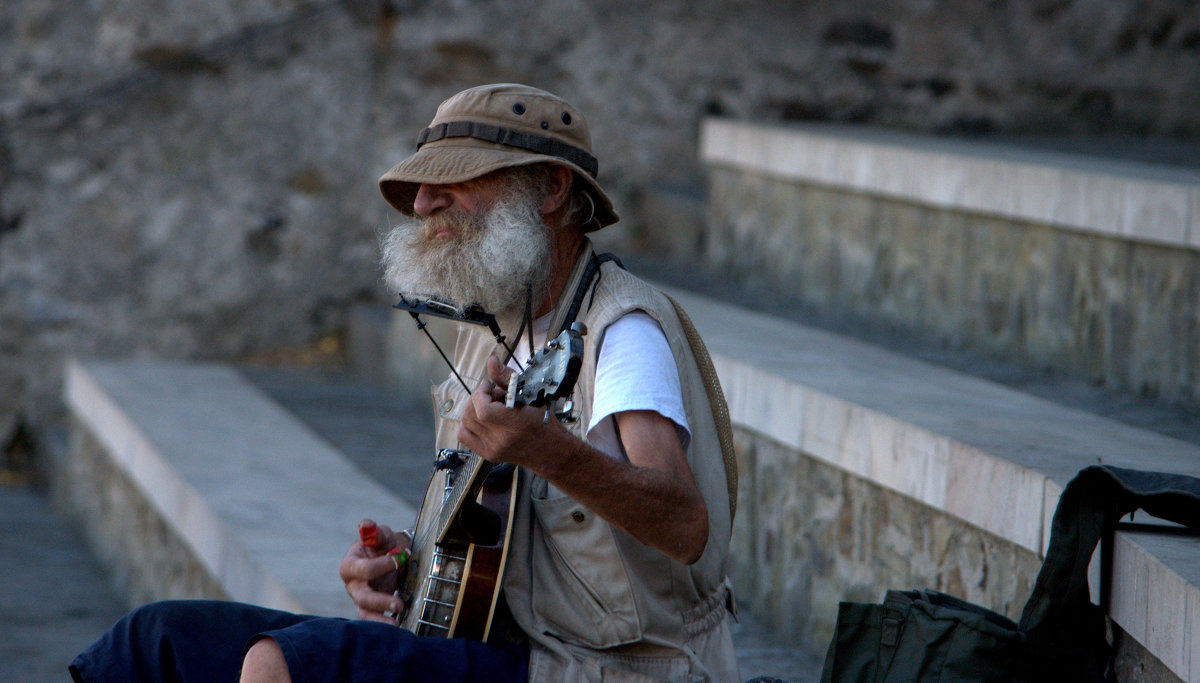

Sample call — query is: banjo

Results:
[393,322,585,640]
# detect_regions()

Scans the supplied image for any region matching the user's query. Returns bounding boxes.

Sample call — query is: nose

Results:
[413,183,451,217]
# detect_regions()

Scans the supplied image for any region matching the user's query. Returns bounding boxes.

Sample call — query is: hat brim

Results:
[378,141,618,231]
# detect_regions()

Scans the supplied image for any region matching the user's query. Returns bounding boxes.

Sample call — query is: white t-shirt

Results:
[509,311,689,461]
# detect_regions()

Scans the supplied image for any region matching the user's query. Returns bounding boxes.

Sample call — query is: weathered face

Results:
[411,173,508,223]
[379,169,552,320]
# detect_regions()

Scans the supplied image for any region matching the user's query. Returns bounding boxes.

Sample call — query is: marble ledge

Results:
[1110,531,1200,680]
[700,117,1200,251]
[661,286,1200,546]
[64,358,417,618]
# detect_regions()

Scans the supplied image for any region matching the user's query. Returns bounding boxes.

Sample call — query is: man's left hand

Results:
[458,355,574,469]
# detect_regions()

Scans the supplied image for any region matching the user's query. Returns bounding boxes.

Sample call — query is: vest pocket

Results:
[530,490,642,647]
[430,377,471,421]
[430,377,472,449]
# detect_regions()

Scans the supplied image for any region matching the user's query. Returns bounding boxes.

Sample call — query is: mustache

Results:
[407,207,506,259]
[414,211,475,243]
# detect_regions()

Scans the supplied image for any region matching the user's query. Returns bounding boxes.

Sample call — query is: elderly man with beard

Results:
[69,84,739,683]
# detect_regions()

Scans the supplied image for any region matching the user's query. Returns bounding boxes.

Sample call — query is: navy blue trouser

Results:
[69,600,528,683]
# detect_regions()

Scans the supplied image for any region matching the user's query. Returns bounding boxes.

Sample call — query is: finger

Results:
[486,355,513,386]
[469,382,497,421]
[371,524,402,552]
[358,609,401,624]
[461,391,479,425]
[377,524,413,551]
[462,391,505,432]
[459,401,482,443]
[472,372,494,396]
[340,553,400,582]
[348,581,405,616]
[456,421,480,453]
[470,368,510,408]
[488,382,507,403]
[358,519,382,549]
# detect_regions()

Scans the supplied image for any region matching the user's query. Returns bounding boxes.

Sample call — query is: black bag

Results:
[819,465,1200,682]
[822,589,1025,682]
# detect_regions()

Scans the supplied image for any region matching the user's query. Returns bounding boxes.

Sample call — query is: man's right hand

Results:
[338,519,410,623]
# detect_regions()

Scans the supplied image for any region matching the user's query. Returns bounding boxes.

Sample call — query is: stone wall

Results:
[5,0,1200,435]
[51,421,230,609]
[729,425,1184,682]
[703,167,1200,412]
[729,426,1041,652]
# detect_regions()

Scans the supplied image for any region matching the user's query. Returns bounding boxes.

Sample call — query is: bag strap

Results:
[664,294,739,523]
[1018,465,1200,635]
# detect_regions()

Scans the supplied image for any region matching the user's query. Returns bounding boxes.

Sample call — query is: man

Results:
[71,83,739,683]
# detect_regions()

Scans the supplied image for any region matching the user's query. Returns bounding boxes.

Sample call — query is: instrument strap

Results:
[556,251,624,335]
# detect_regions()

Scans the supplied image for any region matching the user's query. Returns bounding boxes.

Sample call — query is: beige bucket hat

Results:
[379,83,618,231]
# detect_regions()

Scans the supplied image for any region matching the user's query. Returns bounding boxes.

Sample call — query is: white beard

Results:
[379,181,551,321]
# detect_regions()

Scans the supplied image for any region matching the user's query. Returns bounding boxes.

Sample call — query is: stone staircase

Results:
[51,275,1200,680]
[53,353,822,681]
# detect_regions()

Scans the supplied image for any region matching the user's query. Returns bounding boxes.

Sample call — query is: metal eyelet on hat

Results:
[561,111,572,125]
[513,103,526,115]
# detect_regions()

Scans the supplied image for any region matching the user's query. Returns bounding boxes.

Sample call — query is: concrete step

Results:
[53,357,819,681]
[0,484,127,683]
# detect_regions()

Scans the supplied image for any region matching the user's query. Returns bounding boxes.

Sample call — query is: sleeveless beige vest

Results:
[429,244,739,682]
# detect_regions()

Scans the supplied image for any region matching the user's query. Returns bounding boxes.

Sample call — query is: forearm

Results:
[458,359,710,564]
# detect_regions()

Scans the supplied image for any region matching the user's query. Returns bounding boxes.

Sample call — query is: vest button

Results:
[571,510,586,524]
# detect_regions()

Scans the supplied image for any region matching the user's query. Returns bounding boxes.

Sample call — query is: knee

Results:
[240,638,292,683]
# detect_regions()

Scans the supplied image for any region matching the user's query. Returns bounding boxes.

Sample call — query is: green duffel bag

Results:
[820,465,1200,682]
[821,589,1025,683]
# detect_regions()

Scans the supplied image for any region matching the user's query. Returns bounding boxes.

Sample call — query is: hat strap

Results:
[417,120,599,178]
